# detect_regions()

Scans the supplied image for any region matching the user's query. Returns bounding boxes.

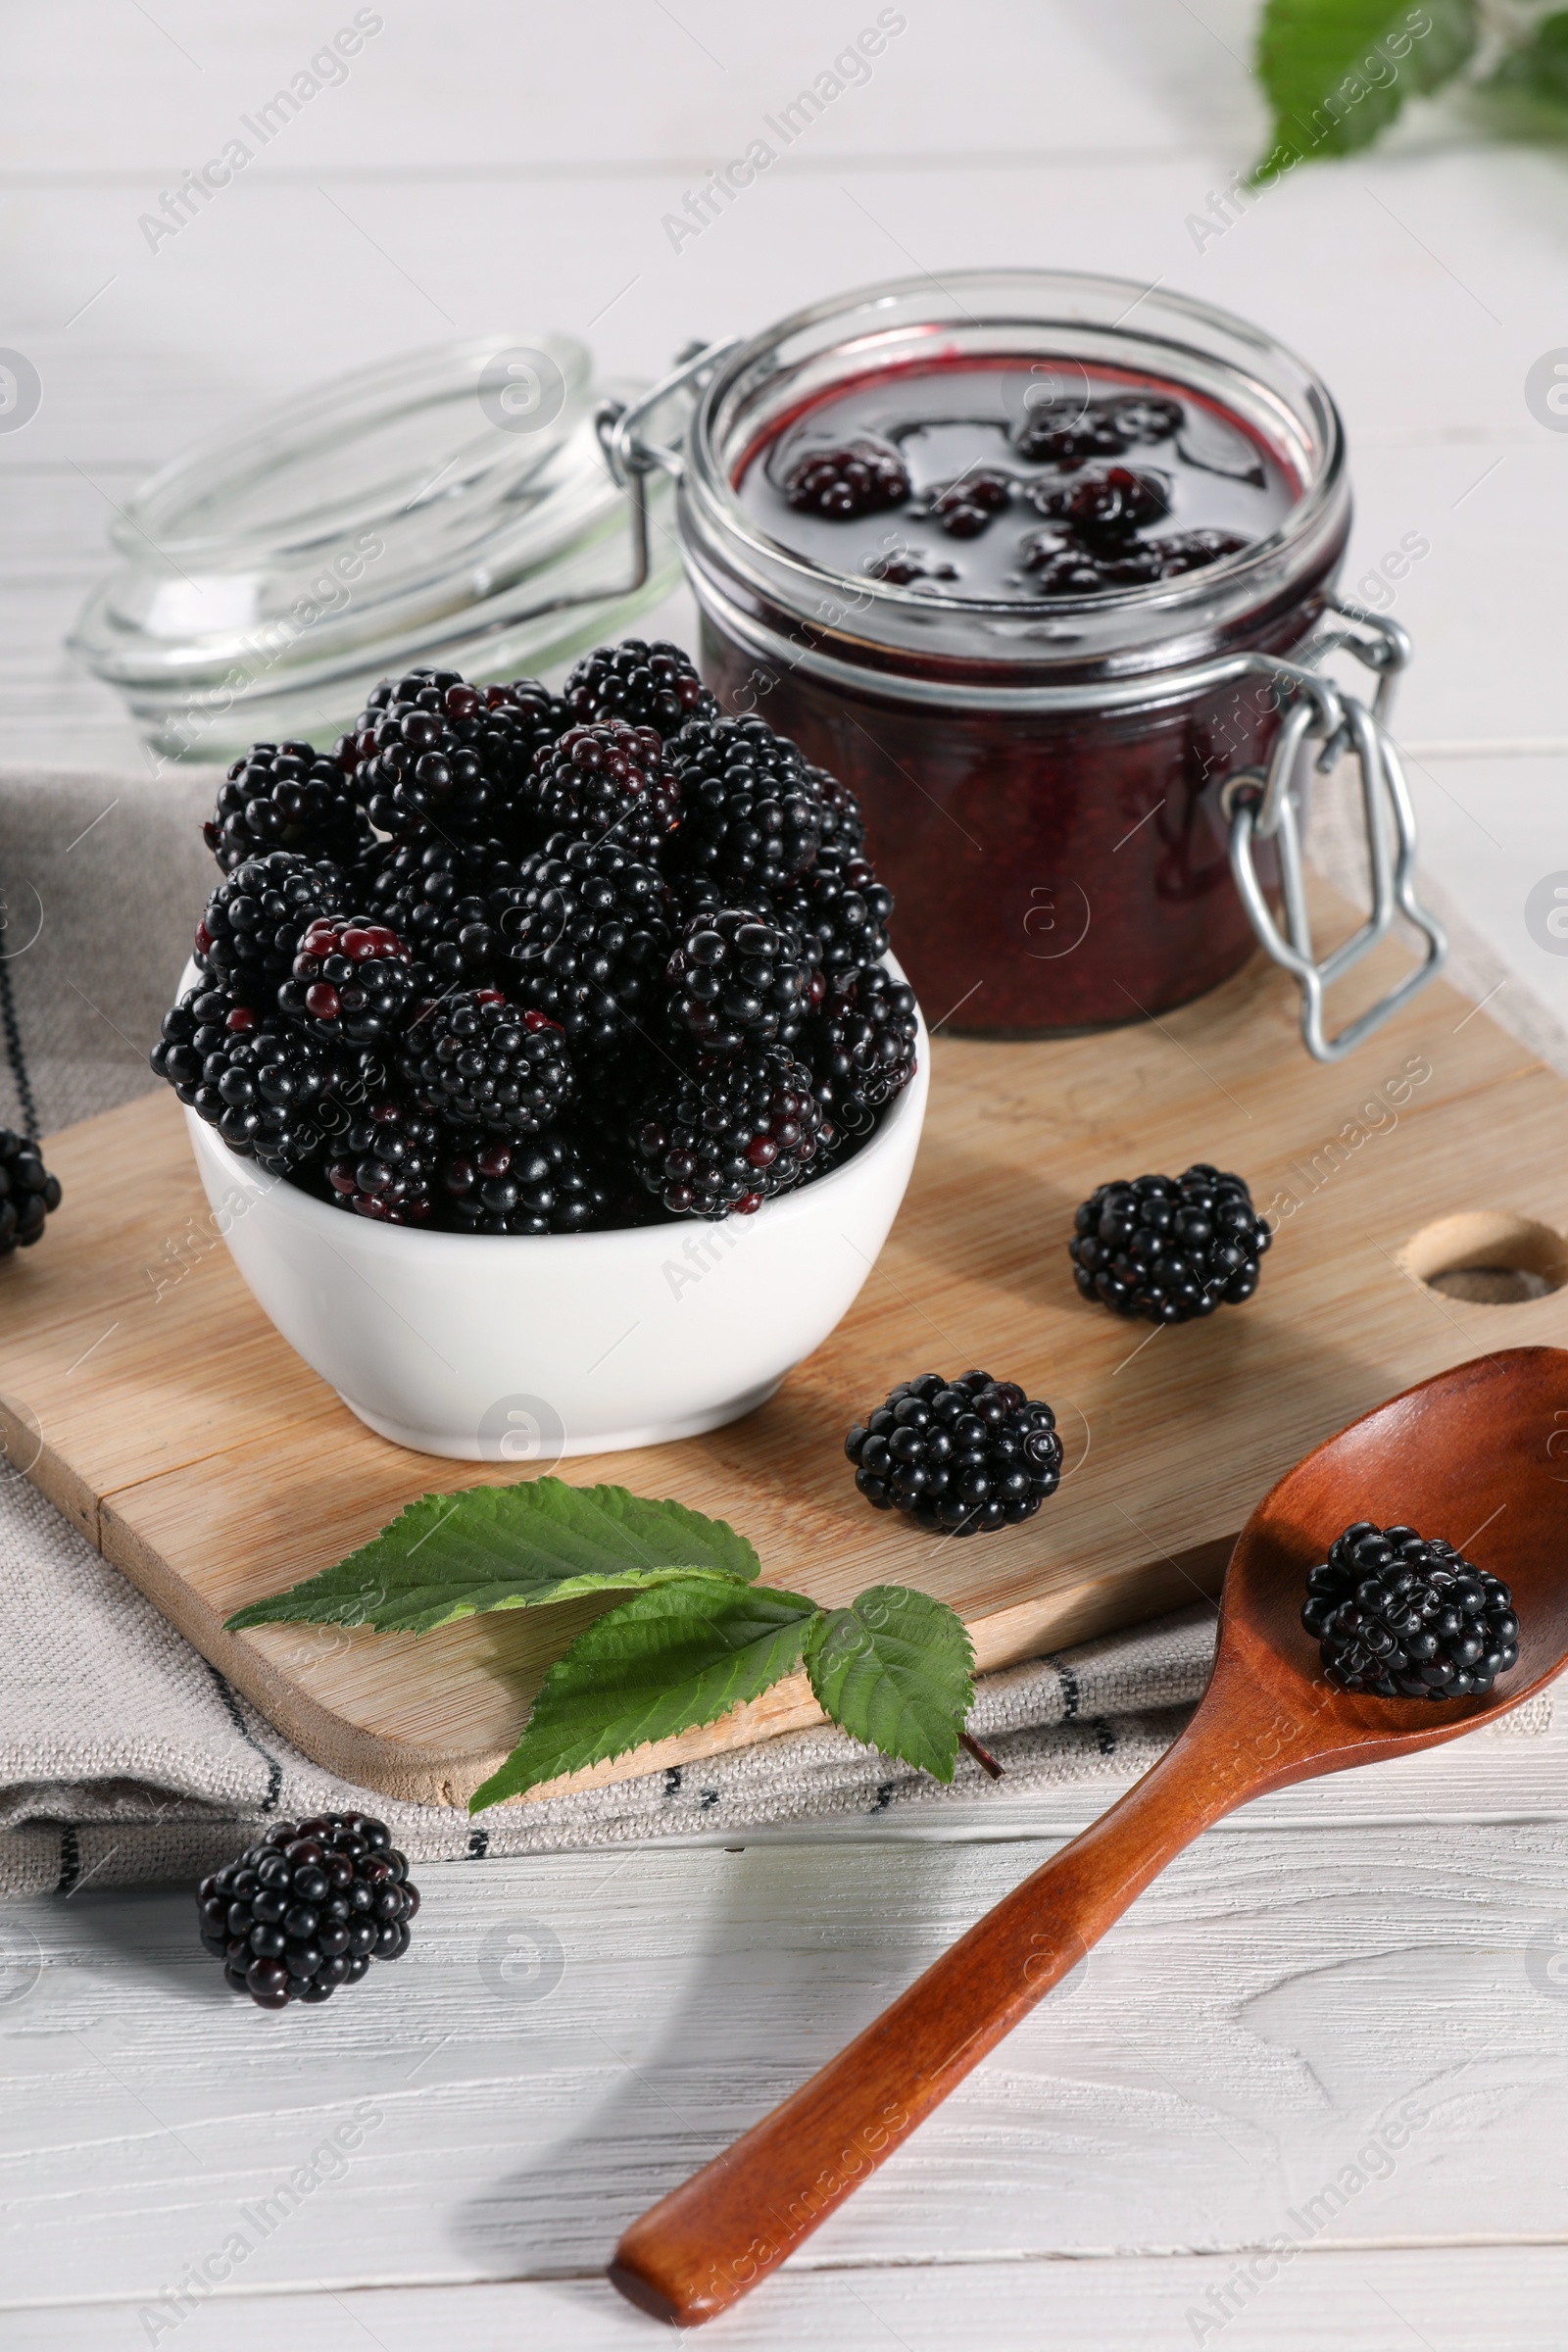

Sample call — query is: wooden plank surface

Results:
[4,875,1567,1804]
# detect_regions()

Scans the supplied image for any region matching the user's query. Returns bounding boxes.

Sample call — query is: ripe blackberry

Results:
[490,837,671,1052]
[636,1046,830,1218]
[360,834,521,989]
[775,840,894,988]
[204,740,371,874]
[195,853,348,999]
[1030,465,1171,537]
[277,918,418,1046]
[400,988,574,1137]
[325,1102,441,1224]
[665,907,815,1054]
[784,441,909,519]
[671,717,822,894]
[805,963,919,1140]
[846,1370,1062,1537]
[0,1130,61,1255]
[1070,1164,1271,1324]
[439,1127,608,1234]
[168,998,351,1169]
[531,719,680,859]
[1303,1524,1520,1700]
[810,764,868,856]
[346,668,550,843]
[196,1811,418,2008]
[1021,527,1248,596]
[563,638,718,736]
[925,469,1012,538]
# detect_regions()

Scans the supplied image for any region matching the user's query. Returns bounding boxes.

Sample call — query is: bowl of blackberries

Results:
[153,639,928,1458]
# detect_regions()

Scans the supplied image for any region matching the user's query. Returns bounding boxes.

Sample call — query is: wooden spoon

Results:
[610,1345,1568,2326]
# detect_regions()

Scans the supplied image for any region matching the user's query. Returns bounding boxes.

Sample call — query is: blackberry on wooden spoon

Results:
[846,1370,1062,1537]
[1303,1524,1520,1700]
[197,1812,418,2008]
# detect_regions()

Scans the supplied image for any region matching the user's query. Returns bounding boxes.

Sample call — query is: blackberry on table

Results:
[1030,465,1171,537]
[1303,1524,1520,1700]
[1069,1164,1271,1324]
[204,741,371,875]
[325,1102,442,1224]
[636,1045,831,1218]
[439,1128,608,1234]
[277,918,418,1046]
[197,1811,418,2009]
[400,988,574,1138]
[195,853,349,1000]
[0,1130,61,1256]
[492,837,671,1052]
[665,907,815,1055]
[846,1370,1062,1537]
[563,638,718,737]
[671,717,823,895]
[784,441,909,519]
[925,470,1012,538]
[805,963,919,1140]
[531,719,681,860]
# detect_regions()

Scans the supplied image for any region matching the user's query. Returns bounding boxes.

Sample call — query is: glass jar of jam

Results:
[613,271,1445,1056]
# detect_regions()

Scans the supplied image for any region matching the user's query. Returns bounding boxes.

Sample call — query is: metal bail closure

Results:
[1222,682,1446,1063]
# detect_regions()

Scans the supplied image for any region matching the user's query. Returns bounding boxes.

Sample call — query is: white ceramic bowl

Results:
[181,976,928,1460]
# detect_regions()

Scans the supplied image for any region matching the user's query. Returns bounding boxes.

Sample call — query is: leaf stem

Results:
[958,1729,1004,1781]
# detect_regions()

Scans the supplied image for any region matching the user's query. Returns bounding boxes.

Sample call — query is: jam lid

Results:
[71,332,689,761]
[676,270,1351,703]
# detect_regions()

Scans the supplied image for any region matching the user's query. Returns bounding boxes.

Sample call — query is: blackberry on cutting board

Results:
[784,441,909,518]
[846,1370,1062,1537]
[491,837,670,1053]
[531,719,681,860]
[805,963,919,1139]
[197,1811,419,2008]
[1303,1524,1520,1700]
[671,718,824,894]
[0,1130,62,1255]
[439,1127,608,1234]
[563,638,718,736]
[194,853,348,999]
[664,907,816,1054]
[204,741,371,875]
[1069,1164,1271,1324]
[399,988,574,1137]
[635,1045,831,1217]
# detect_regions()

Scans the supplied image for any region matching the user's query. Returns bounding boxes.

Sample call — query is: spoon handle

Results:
[610,1709,1244,2326]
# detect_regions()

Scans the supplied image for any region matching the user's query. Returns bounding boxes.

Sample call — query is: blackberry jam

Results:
[673,272,1357,1034]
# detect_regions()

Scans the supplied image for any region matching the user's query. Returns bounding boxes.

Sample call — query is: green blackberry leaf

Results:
[805,1584,975,1783]
[469,1577,821,1810]
[1482,9,1568,123]
[1253,0,1477,178]
[224,1479,760,1637]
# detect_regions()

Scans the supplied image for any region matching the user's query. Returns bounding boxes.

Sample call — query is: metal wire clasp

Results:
[1220,627,1446,1061]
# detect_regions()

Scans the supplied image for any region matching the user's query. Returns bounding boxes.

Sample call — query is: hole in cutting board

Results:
[1399,1210,1568,1305]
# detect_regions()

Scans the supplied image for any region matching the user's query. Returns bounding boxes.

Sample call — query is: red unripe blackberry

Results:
[784,441,909,519]
[636,1046,831,1218]
[846,1370,1062,1537]
[665,907,815,1054]
[563,638,718,737]
[197,1812,418,2007]
[0,1129,61,1254]
[1070,1164,1271,1324]
[325,1102,441,1223]
[1303,1524,1521,1700]
[530,719,681,859]
[399,989,574,1137]
[278,917,417,1045]
[204,740,371,874]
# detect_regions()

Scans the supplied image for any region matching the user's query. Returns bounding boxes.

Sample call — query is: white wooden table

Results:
[5,6,1568,2341]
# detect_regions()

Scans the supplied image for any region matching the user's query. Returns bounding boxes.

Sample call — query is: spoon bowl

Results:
[611,1347,1568,2326]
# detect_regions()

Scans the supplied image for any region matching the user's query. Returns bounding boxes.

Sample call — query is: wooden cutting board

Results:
[6,874,1568,1808]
